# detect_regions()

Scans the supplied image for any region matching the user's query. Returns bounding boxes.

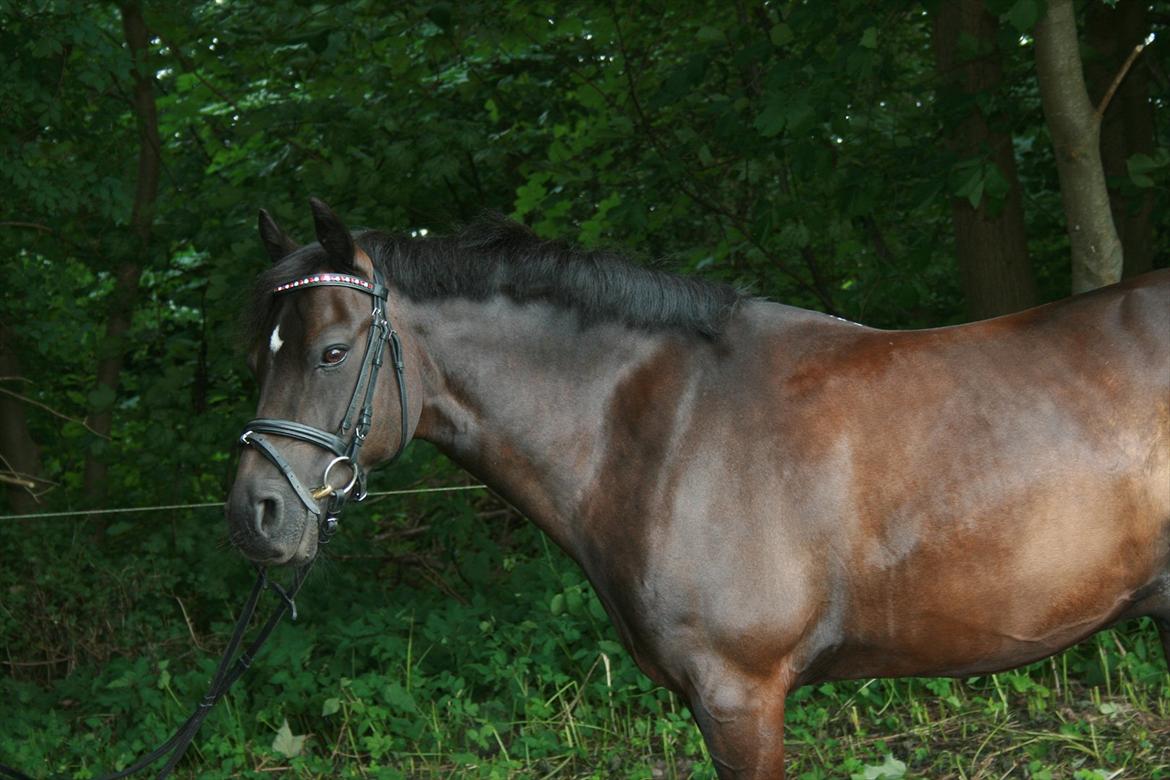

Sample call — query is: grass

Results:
[1,488,1167,779]
[784,657,1170,779]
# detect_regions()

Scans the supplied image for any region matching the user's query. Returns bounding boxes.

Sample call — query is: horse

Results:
[226,199,1170,779]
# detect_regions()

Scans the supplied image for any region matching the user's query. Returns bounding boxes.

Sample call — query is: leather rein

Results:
[0,268,410,780]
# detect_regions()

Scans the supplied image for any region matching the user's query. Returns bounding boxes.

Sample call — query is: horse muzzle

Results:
[226,474,318,566]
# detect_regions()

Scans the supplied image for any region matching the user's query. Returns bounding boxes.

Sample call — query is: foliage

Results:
[2,485,1169,778]
[1,0,1167,777]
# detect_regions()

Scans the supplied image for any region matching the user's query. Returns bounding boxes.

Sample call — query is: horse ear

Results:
[309,197,356,274]
[258,208,299,264]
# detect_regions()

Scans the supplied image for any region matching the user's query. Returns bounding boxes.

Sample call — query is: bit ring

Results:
[321,456,359,497]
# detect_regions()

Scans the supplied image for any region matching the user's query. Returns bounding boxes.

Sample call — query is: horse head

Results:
[226,199,413,566]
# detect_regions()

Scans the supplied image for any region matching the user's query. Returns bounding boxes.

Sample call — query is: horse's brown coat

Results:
[228,210,1169,779]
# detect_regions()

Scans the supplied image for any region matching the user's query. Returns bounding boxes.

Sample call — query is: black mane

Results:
[249,216,744,344]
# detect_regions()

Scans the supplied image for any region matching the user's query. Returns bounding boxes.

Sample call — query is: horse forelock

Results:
[245,243,332,353]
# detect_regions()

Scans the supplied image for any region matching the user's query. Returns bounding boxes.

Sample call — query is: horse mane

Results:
[249,215,744,346]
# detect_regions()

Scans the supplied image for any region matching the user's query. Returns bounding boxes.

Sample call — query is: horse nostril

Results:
[256,497,280,538]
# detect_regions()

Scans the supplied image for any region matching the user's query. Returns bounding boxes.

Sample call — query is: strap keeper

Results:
[268,581,298,621]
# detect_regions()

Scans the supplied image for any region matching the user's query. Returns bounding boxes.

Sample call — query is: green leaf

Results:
[696,26,723,43]
[322,697,341,716]
[549,593,565,615]
[1004,0,1045,33]
[271,718,305,758]
[1126,152,1163,174]
[652,55,708,106]
[850,754,907,780]
[513,174,549,218]
[426,2,453,31]
[383,682,417,714]
[784,102,814,133]
[87,384,116,411]
[983,162,1011,202]
[754,99,787,137]
[565,588,584,616]
[1127,152,1164,188]
[579,193,621,246]
[951,161,986,209]
[30,35,63,59]
[769,23,793,47]
[860,27,878,49]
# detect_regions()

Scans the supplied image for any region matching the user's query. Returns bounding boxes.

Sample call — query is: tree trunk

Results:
[81,2,161,507]
[1085,0,1155,279]
[1034,0,1124,293]
[932,0,1036,320]
[0,325,42,515]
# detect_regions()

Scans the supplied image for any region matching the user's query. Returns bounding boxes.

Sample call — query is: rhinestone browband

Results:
[273,274,387,298]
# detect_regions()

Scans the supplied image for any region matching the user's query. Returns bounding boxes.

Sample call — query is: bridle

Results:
[239,268,410,543]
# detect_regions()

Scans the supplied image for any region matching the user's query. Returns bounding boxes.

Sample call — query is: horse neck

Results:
[399,294,675,553]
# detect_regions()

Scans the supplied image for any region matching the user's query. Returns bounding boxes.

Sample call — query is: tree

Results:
[79,2,161,509]
[932,0,1036,319]
[0,324,43,514]
[1086,0,1157,279]
[1034,0,1125,293]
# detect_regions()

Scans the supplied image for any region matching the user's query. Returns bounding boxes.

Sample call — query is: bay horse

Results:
[227,199,1170,779]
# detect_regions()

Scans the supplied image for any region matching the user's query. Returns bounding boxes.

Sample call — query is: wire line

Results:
[0,484,487,522]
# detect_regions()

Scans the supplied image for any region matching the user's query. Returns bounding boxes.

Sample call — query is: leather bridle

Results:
[239,268,409,543]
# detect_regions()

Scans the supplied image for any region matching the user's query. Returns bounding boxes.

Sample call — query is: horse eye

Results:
[322,346,348,365]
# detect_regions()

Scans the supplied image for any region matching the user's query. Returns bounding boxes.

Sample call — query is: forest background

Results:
[1,1,1168,777]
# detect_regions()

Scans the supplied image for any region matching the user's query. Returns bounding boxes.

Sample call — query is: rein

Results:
[0,268,410,780]
[0,567,309,780]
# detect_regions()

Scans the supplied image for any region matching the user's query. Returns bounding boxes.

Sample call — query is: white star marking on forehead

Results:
[269,324,284,355]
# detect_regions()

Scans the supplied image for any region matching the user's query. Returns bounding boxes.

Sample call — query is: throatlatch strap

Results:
[386,330,409,463]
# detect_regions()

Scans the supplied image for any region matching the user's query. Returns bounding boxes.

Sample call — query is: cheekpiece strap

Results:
[273,273,388,299]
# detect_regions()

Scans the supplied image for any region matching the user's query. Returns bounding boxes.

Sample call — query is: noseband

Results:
[239,269,409,542]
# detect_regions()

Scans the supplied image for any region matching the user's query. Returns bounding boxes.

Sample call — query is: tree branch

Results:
[1094,37,1150,121]
[0,386,109,439]
[0,221,53,233]
[0,472,37,489]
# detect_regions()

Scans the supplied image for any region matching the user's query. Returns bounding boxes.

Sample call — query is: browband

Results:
[273,273,388,299]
